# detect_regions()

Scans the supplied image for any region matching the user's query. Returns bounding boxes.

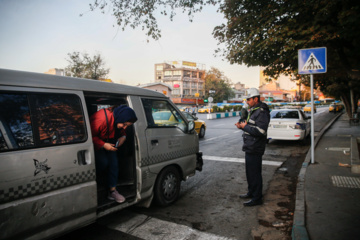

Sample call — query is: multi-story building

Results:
[137,82,172,98]
[154,61,205,105]
[227,82,247,103]
[259,67,299,101]
[45,68,65,76]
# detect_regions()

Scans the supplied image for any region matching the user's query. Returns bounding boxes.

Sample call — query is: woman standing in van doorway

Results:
[90,105,137,203]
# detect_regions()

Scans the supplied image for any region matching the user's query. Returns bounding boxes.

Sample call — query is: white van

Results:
[0,69,203,240]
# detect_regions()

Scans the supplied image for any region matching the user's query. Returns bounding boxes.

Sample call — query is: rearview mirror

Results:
[188,121,195,133]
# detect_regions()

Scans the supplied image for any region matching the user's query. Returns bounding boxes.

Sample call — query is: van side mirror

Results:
[188,121,195,133]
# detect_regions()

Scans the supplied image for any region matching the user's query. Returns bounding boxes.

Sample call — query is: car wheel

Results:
[199,126,205,138]
[154,166,181,206]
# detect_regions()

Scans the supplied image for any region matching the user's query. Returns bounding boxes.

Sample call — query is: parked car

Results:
[182,112,206,138]
[267,109,311,141]
[329,104,342,112]
[179,106,191,112]
[198,107,213,113]
[303,104,316,113]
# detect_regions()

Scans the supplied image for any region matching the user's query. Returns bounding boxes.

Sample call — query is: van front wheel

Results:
[154,166,181,206]
[199,126,205,138]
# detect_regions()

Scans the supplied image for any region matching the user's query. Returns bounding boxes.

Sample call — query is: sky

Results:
[0,0,260,88]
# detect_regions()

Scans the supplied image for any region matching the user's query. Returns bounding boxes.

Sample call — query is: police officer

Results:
[235,88,270,206]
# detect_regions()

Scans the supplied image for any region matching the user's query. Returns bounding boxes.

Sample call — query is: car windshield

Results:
[270,110,299,119]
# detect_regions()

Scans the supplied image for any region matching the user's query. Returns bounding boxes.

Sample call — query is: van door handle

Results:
[151,140,159,146]
[77,150,90,165]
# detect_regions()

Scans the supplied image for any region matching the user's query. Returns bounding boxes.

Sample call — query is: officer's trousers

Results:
[245,152,263,201]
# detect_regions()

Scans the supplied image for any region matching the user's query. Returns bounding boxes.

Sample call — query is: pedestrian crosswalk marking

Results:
[331,176,360,189]
[102,211,235,240]
[302,53,324,71]
[326,147,350,151]
[203,155,283,166]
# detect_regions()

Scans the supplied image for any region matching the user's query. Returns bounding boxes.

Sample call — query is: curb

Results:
[351,136,360,173]
[205,111,241,120]
[292,112,343,240]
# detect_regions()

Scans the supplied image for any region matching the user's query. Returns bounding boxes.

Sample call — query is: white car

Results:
[267,109,310,141]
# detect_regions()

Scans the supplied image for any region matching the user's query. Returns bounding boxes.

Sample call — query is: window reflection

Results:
[0,92,87,152]
[142,99,187,132]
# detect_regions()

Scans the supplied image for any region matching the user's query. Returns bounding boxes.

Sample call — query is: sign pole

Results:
[310,74,315,164]
[298,47,326,165]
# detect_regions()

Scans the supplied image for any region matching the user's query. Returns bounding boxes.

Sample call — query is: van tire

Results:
[154,166,181,207]
[199,126,205,138]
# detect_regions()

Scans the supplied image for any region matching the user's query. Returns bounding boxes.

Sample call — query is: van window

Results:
[0,131,7,150]
[142,99,187,132]
[0,92,87,152]
[0,93,34,150]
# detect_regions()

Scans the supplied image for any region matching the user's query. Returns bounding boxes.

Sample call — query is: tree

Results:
[89,0,360,116]
[204,67,234,103]
[65,51,110,80]
[88,0,219,40]
[213,0,360,117]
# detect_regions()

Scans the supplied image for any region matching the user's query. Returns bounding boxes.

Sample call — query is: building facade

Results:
[154,61,205,105]
[137,82,172,98]
[44,68,65,76]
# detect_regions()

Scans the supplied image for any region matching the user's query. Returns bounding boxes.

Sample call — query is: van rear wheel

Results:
[154,166,181,206]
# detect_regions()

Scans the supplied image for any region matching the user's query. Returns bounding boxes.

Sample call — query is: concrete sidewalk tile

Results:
[304,113,360,240]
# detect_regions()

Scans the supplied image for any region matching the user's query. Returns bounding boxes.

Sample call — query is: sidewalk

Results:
[293,113,360,240]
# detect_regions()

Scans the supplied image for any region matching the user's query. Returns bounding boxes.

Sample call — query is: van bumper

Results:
[196,152,203,172]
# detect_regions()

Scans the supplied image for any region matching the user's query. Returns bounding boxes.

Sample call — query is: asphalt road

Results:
[56,106,334,240]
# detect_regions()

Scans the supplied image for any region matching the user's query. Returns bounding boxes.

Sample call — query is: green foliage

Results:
[89,0,360,115]
[65,52,110,80]
[233,105,242,111]
[204,67,234,103]
[212,105,242,112]
[213,0,360,116]
[88,0,219,40]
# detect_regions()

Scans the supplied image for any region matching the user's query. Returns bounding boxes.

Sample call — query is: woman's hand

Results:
[103,142,117,151]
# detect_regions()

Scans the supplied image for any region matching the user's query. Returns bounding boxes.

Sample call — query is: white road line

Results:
[104,212,235,240]
[202,134,229,142]
[203,155,283,166]
[214,124,225,127]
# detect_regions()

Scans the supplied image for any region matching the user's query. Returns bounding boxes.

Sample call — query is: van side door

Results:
[0,88,96,240]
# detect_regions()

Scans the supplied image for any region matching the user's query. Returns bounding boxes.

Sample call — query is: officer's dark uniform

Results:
[242,101,270,202]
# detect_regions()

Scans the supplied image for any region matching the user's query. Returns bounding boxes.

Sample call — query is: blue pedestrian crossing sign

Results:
[298,47,327,74]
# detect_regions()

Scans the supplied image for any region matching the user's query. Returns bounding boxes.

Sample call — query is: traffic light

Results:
[204,99,208,103]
